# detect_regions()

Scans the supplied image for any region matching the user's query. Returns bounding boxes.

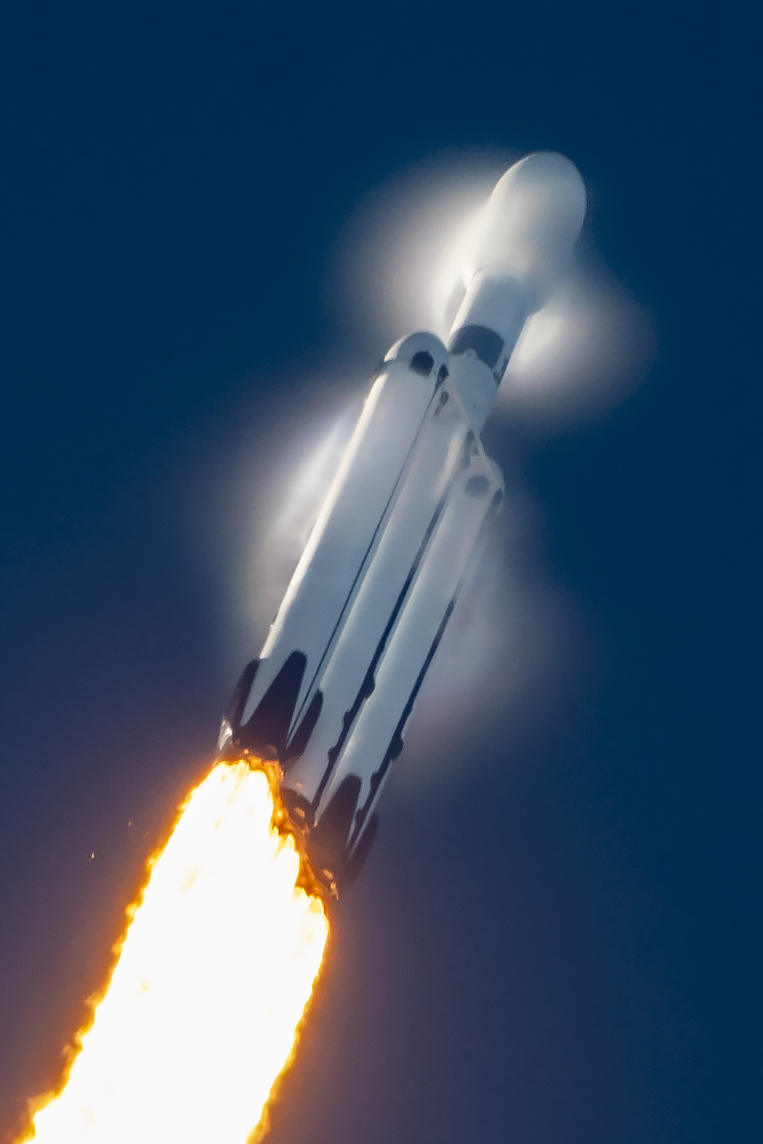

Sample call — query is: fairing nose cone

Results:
[470,152,587,303]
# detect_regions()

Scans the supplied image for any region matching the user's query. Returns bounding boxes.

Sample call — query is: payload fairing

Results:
[218,153,587,891]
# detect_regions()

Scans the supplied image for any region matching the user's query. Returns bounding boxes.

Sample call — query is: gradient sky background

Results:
[1,1,760,1141]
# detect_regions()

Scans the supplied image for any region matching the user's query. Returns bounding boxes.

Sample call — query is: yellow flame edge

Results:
[15,757,331,1144]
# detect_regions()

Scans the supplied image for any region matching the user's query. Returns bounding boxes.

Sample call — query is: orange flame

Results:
[19,759,330,1144]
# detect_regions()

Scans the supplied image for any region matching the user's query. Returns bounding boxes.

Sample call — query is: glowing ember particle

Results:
[22,761,329,1144]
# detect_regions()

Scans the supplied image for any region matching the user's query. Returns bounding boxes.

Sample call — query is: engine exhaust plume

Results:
[19,760,329,1144]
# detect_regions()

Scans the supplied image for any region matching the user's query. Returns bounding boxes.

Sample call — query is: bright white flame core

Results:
[26,762,329,1144]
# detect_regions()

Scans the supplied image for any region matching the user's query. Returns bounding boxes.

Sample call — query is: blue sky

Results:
[0,1,760,1141]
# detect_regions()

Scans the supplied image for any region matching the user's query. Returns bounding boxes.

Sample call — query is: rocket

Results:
[218,152,587,892]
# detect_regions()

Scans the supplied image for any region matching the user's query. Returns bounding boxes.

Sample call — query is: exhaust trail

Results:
[20,760,329,1144]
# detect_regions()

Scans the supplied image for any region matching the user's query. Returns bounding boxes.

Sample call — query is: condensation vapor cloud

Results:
[196,148,653,789]
[327,146,654,432]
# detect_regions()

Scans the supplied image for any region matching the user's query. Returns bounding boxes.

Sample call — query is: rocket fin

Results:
[239,650,306,758]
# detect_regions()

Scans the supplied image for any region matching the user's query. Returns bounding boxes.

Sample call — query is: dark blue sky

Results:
[1,1,760,1141]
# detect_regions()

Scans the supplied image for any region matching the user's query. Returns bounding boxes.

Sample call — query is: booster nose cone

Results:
[469,151,587,302]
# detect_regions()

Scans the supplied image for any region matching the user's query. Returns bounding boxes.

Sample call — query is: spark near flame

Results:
[21,760,330,1144]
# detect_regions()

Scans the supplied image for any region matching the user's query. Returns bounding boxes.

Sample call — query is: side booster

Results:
[218,153,587,892]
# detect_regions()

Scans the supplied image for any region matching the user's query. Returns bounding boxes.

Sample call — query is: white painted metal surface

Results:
[219,152,588,882]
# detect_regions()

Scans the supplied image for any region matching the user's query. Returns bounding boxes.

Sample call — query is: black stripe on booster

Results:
[290,383,445,735]
[313,431,475,804]
[312,495,450,808]
[349,599,457,847]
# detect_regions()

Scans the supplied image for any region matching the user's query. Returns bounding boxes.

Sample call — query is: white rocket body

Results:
[218,153,587,889]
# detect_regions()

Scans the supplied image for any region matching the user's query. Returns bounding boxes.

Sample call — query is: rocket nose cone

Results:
[471,152,587,301]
